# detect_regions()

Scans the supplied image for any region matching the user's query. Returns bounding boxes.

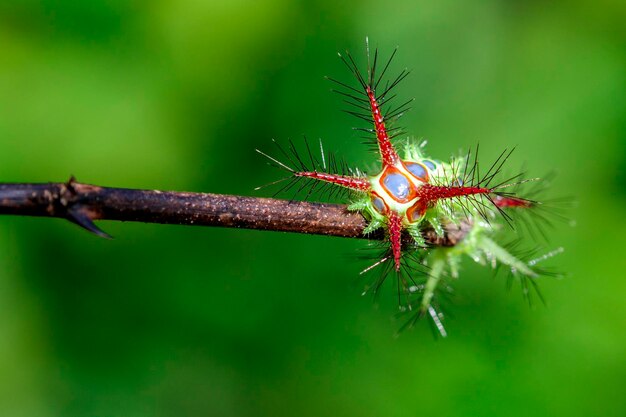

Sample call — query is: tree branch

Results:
[0,177,470,246]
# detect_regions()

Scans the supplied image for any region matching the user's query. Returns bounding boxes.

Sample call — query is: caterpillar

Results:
[257,39,564,336]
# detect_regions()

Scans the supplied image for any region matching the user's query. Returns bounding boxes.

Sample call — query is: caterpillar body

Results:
[257,39,564,336]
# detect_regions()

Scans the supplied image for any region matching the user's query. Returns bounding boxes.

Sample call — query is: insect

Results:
[257,39,564,336]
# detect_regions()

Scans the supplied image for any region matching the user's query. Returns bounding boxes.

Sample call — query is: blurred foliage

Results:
[0,1,625,416]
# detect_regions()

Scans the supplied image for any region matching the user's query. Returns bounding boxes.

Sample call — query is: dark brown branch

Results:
[0,177,470,246]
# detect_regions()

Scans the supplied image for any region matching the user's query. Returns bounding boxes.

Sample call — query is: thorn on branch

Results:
[67,205,112,239]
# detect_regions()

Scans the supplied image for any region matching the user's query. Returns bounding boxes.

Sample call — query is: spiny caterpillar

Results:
[257,39,564,336]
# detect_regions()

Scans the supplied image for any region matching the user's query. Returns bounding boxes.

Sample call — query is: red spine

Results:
[417,184,492,203]
[493,195,532,208]
[388,211,403,272]
[366,86,399,167]
[296,172,371,191]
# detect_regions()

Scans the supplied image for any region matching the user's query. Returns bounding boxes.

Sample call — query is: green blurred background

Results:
[1,1,625,416]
